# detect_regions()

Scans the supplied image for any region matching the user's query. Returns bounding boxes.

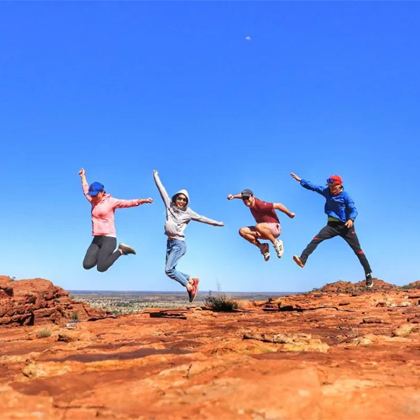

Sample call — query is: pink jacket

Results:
[82,182,142,237]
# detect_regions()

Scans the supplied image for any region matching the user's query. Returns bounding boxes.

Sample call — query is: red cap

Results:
[327,175,343,185]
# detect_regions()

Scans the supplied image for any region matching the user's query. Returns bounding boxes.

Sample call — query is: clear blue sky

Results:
[1,2,419,292]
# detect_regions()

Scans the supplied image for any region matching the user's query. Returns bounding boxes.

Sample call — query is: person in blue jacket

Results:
[290,172,374,288]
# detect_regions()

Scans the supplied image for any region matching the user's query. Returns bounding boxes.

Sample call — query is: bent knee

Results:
[97,265,109,273]
[83,262,95,270]
[239,227,249,237]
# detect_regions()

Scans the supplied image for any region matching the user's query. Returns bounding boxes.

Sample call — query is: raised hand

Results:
[290,172,301,182]
[141,198,153,204]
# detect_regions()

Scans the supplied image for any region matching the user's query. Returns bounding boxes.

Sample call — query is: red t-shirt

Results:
[250,198,279,224]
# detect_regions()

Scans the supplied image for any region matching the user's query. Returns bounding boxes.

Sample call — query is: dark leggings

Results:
[300,222,372,275]
[83,236,121,272]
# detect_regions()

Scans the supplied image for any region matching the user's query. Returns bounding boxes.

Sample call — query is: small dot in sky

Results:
[245,35,252,41]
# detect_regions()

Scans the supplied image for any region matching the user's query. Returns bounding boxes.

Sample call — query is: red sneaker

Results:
[188,277,200,302]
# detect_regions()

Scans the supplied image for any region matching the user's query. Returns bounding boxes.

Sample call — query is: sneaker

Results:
[260,243,270,261]
[293,255,305,268]
[118,243,136,255]
[273,239,284,258]
[187,277,199,302]
[365,274,373,289]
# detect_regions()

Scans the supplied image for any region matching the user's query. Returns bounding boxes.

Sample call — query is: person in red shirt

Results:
[227,189,295,261]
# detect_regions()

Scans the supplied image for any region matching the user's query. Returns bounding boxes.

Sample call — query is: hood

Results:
[171,189,190,205]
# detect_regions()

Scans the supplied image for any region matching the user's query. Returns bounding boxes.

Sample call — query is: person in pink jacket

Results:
[79,168,153,272]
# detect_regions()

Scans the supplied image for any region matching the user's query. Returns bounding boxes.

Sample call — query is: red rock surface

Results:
[404,280,420,289]
[0,276,107,326]
[0,278,419,419]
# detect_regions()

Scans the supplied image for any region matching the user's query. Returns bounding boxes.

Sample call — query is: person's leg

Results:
[340,227,372,276]
[239,226,262,247]
[96,237,121,272]
[165,239,189,287]
[299,225,338,265]
[83,238,100,269]
[255,223,283,257]
[254,223,277,243]
[239,226,270,260]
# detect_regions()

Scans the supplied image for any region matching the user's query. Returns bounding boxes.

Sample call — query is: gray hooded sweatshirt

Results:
[153,171,223,240]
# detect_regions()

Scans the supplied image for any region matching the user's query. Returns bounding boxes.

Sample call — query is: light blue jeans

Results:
[165,239,189,288]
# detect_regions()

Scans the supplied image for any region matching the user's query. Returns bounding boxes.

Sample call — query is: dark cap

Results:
[241,188,254,199]
[88,182,105,197]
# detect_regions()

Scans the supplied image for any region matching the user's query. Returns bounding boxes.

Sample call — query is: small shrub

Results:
[111,309,122,316]
[71,312,79,322]
[36,328,51,338]
[205,295,239,312]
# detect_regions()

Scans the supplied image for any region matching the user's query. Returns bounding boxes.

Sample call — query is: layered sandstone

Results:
[0,276,107,326]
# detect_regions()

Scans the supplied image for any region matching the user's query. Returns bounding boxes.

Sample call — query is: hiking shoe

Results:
[187,278,199,302]
[293,255,305,268]
[261,243,270,261]
[365,274,374,289]
[273,239,284,258]
[118,243,136,255]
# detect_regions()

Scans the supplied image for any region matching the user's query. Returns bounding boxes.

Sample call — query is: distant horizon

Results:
[70,289,295,295]
[4,272,417,294]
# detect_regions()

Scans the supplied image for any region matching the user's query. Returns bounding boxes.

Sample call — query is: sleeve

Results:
[345,193,358,221]
[153,172,171,208]
[82,179,92,202]
[189,209,224,226]
[300,179,327,196]
[111,198,142,209]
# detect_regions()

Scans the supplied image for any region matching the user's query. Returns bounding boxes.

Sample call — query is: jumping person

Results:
[79,168,153,272]
[227,189,295,261]
[153,170,224,302]
[290,172,374,288]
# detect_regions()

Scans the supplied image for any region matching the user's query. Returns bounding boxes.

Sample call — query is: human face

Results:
[175,194,188,208]
[242,196,254,207]
[328,183,342,196]
[91,191,105,202]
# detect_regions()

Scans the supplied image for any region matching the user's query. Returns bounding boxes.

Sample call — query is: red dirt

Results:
[0,277,419,419]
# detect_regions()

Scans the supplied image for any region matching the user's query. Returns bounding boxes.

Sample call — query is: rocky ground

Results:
[0,277,419,419]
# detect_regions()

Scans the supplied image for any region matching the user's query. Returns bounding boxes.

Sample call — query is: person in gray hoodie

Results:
[153,170,224,302]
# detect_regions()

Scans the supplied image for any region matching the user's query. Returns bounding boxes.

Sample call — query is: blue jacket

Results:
[300,179,358,223]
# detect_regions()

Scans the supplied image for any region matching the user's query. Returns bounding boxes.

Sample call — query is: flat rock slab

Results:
[0,283,419,419]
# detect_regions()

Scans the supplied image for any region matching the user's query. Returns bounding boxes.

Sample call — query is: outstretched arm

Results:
[291,172,325,195]
[79,168,92,202]
[189,209,224,227]
[113,197,153,209]
[227,193,242,200]
[273,203,295,218]
[153,170,171,208]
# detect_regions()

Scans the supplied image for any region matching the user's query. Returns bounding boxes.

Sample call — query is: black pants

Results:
[300,221,372,275]
[83,236,121,272]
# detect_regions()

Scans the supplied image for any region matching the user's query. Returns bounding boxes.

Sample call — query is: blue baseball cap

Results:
[88,182,105,197]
